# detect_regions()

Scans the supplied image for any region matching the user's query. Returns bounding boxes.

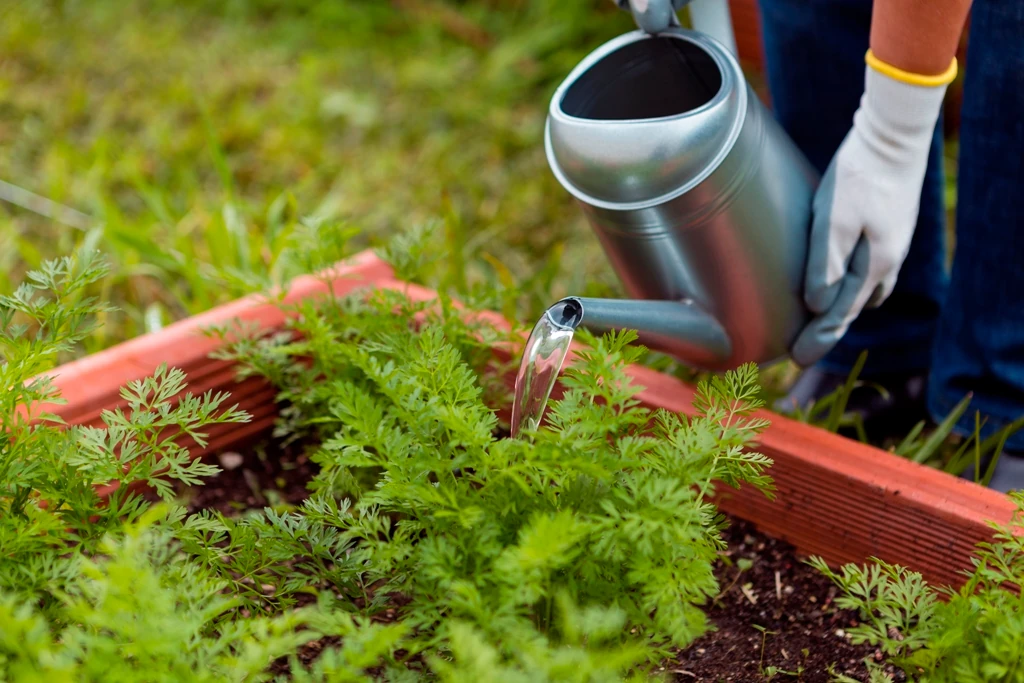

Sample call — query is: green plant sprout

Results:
[811,491,1024,682]
[0,256,249,603]
[751,625,805,679]
[0,257,372,680]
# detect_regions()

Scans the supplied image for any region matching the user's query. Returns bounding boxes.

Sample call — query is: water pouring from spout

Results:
[509,295,731,438]
[510,298,584,438]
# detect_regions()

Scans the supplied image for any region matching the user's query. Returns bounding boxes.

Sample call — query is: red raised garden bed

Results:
[36,250,1015,588]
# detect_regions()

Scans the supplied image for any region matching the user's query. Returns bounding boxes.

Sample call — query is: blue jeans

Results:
[757,0,1024,448]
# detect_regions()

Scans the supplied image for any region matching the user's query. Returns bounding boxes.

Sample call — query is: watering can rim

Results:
[545,27,748,211]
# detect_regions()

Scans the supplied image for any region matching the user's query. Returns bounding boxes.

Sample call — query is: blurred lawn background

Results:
[0,0,646,353]
[0,0,958,370]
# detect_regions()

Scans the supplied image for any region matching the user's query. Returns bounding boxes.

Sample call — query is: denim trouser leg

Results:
[756,0,949,378]
[928,0,1024,450]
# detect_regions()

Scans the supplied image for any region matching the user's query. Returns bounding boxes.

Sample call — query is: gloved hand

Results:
[791,56,954,367]
[614,0,691,34]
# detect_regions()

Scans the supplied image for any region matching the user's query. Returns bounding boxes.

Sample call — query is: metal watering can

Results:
[545,1,820,371]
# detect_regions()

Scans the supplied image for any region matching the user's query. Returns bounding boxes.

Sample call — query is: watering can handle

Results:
[614,0,689,34]
[614,0,739,57]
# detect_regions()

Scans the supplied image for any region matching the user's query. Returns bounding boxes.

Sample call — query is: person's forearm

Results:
[870,0,971,75]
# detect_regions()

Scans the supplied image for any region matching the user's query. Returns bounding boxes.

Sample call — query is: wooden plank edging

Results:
[629,364,1017,587]
[32,250,1015,588]
[35,251,394,443]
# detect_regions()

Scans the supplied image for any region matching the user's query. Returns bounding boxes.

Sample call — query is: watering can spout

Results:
[562,296,732,368]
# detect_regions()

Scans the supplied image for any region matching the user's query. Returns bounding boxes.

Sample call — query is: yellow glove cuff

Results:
[865,49,958,87]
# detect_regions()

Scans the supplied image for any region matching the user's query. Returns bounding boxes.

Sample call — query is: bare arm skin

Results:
[871,0,973,75]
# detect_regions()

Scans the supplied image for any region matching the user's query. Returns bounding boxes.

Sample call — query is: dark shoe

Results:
[774,365,929,442]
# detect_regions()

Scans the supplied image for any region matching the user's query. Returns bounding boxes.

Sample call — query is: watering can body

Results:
[545,27,820,371]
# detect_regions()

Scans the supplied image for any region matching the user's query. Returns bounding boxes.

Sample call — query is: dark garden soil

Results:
[175,441,318,514]
[164,444,900,682]
[668,518,904,682]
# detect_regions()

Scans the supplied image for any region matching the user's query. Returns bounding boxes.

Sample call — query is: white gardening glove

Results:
[791,62,951,367]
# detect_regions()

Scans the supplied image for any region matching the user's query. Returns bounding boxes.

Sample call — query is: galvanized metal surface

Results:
[615,0,685,35]
[546,27,820,371]
[615,0,739,57]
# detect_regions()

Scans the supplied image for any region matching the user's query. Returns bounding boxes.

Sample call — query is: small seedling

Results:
[763,664,804,680]
[752,624,794,679]
[714,556,754,607]
[811,492,1024,680]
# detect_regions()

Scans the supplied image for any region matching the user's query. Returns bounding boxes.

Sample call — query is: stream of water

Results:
[510,298,584,438]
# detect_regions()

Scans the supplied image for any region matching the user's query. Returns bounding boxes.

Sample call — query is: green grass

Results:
[0,0,638,352]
